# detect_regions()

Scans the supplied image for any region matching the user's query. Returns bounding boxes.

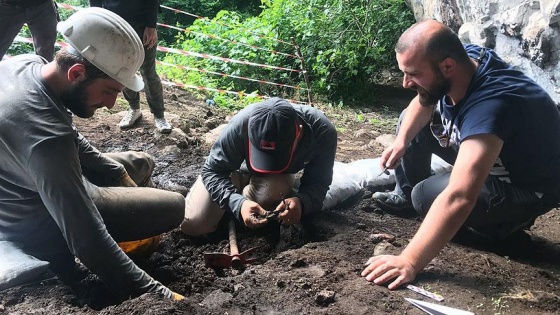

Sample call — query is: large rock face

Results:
[407,0,560,101]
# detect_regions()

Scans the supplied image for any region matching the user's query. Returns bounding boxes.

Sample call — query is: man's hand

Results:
[143,27,157,49]
[361,254,417,290]
[379,141,406,171]
[277,196,302,225]
[240,199,268,228]
[115,172,137,187]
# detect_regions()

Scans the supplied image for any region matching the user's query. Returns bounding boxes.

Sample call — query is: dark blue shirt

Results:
[439,44,560,195]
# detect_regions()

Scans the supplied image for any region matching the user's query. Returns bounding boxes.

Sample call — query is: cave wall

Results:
[406,0,560,101]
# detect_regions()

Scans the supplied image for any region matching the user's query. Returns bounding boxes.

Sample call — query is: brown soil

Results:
[1,86,559,315]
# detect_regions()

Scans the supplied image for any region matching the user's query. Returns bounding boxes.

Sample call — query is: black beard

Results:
[61,80,93,118]
[417,69,451,107]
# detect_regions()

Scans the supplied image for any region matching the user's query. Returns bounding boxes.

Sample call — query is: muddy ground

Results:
[1,85,560,315]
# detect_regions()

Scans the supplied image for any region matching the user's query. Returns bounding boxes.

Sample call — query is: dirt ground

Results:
[1,85,560,315]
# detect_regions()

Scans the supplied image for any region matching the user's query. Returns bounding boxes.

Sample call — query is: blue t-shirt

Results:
[439,44,560,195]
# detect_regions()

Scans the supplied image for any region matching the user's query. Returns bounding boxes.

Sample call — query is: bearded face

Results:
[60,79,97,118]
[415,65,451,107]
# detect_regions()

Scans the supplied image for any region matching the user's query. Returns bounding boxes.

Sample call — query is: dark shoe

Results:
[372,191,413,212]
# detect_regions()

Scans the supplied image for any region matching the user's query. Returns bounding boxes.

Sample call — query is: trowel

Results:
[405,298,474,315]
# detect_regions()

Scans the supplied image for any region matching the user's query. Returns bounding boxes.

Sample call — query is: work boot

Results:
[372,191,412,212]
[154,116,172,134]
[119,109,142,129]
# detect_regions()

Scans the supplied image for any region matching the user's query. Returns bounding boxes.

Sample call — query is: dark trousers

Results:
[26,152,184,272]
[394,110,552,240]
[0,0,58,61]
[84,152,184,242]
[122,24,165,118]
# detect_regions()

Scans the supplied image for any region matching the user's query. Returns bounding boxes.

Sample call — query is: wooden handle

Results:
[228,219,240,257]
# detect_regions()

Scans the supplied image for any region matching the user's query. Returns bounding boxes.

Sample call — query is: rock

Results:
[315,289,336,306]
[204,117,222,130]
[204,124,227,144]
[200,290,233,309]
[369,233,395,244]
[373,241,399,256]
[356,222,368,230]
[176,140,188,149]
[375,134,396,148]
[234,284,245,292]
[354,128,373,139]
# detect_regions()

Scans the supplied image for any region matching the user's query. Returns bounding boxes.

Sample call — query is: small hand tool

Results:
[203,219,261,269]
[377,166,390,177]
[405,298,474,315]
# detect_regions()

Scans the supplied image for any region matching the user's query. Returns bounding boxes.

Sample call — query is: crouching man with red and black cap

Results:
[181,97,337,235]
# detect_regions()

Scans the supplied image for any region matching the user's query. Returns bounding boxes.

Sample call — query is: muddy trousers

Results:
[122,23,165,118]
[0,0,58,61]
[180,173,295,236]
[392,110,553,240]
[27,152,185,273]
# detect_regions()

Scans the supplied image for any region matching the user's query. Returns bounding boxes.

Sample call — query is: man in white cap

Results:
[180,97,337,235]
[0,8,184,301]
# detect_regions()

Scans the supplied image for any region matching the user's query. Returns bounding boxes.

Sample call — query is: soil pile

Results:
[1,86,559,315]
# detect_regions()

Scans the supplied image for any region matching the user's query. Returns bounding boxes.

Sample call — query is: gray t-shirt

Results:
[0,55,171,299]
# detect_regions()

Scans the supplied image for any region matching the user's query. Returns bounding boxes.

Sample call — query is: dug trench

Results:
[1,85,560,315]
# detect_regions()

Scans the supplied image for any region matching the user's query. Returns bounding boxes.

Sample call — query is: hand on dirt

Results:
[171,291,185,301]
[361,254,416,290]
[115,172,137,187]
[276,197,302,225]
[240,199,268,228]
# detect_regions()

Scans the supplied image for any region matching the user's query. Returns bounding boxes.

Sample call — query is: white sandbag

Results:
[321,162,362,210]
[322,155,453,210]
[346,158,395,187]
[0,241,49,291]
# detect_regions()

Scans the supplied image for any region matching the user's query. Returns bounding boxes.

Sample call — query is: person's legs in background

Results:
[0,3,26,60]
[26,0,58,62]
[119,25,171,133]
[139,43,171,133]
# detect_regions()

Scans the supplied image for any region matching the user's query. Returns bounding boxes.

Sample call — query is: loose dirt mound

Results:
[1,86,559,315]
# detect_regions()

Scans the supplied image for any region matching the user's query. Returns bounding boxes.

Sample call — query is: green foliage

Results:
[7,0,414,108]
[259,0,414,104]
[159,9,306,109]
[158,0,262,46]
[160,0,414,108]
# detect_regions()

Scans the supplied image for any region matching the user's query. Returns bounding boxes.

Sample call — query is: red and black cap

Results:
[248,98,299,174]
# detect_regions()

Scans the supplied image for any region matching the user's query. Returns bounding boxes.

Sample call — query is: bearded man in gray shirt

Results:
[0,8,184,301]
